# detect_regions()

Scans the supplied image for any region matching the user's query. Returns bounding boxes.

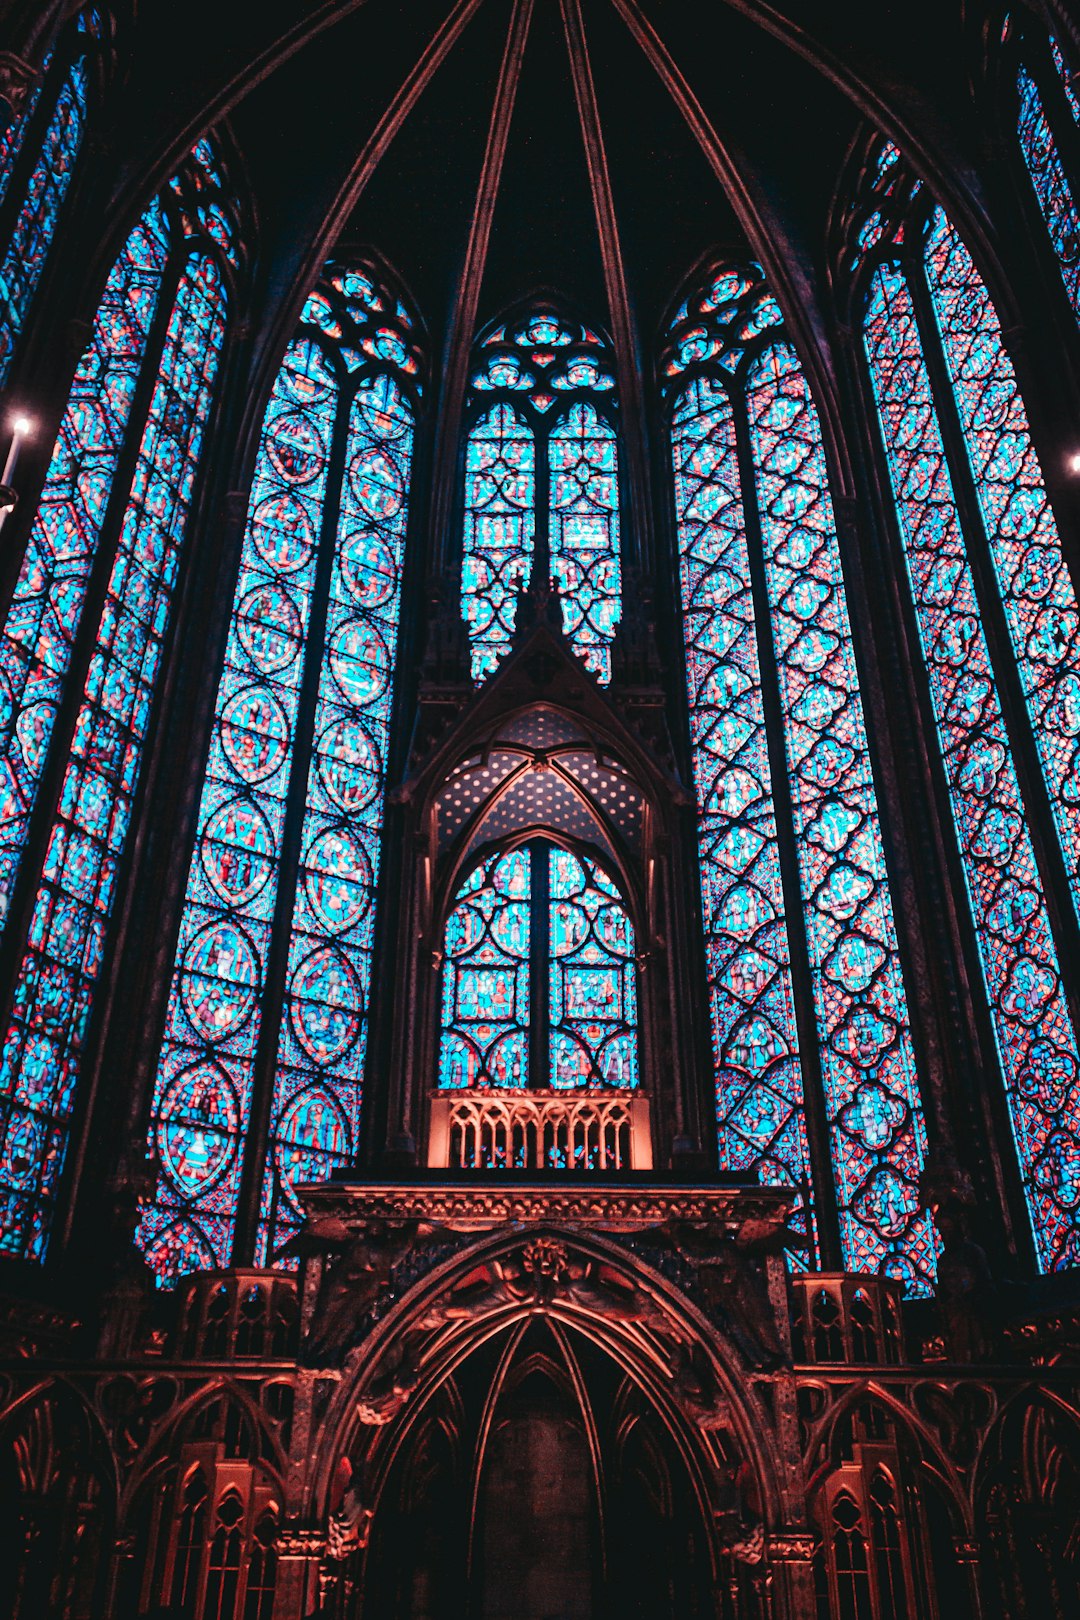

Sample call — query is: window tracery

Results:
[0,138,238,1263]
[437,841,639,1103]
[850,141,1080,1270]
[139,262,421,1283]
[461,311,622,683]
[0,5,104,386]
[666,265,935,1290]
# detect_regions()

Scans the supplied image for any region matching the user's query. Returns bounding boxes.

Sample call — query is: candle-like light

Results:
[1070,450,1080,476]
[1,414,31,487]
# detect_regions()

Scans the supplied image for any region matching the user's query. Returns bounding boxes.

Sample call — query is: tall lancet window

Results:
[666,265,936,1292]
[1014,21,1080,324]
[0,6,105,385]
[438,843,639,1098]
[852,141,1080,1271]
[461,311,622,682]
[139,264,421,1284]
[0,140,239,1262]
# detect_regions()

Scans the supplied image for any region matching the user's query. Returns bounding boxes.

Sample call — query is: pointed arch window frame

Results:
[0,138,243,1265]
[664,261,938,1292]
[137,259,425,1284]
[845,141,1080,1273]
[459,307,625,683]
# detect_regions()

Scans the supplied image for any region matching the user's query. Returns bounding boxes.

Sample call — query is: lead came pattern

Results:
[549,848,637,1089]
[139,335,333,1283]
[440,849,531,1090]
[548,405,622,683]
[923,207,1080,916]
[0,10,99,386]
[461,404,535,679]
[1016,64,1080,323]
[0,210,230,1260]
[0,203,169,929]
[750,345,935,1293]
[256,361,414,1265]
[671,370,813,1239]
[865,260,1080,1270]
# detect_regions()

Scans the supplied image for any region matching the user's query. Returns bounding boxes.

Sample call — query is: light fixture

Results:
[1070,451,1080,475]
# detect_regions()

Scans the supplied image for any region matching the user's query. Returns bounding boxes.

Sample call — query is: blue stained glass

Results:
[865,258,1080,1271]
[671,375,813,1238]
[549,848,637,1089]
[1052,36,1080,121]
[0,241,229,1262]
[923,207,1080,916]
[548,405,622,682]
[749,345,936,1293]
[139,264,419,1284]
[0,68,88,384]
[437,842,638,1094]
[461,310,622,683]
[439,849,531,1090]
[257,370,414,1265]
[139,338,335,1282]
[461,405,536,680]
[1017,64,1080,322]
[0,201,170,930]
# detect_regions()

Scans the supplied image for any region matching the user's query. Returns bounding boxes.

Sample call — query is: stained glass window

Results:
[667,266,936,1291]
[0,140,238,1262]
[854,142,1080,1271]
[1016,33,1080,323]
[0,7,103,386]
[139,264,421,1283]
[438,841,638,1094]
[461,311,622,682]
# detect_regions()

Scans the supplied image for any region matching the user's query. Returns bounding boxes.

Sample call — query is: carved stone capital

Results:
[766,1531,817,1563]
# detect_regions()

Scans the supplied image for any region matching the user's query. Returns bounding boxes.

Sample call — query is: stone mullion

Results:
[731,379,842,1272]
[230,367,353,1265]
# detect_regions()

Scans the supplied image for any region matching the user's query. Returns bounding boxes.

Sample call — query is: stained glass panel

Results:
[671,375,813,1238]
[865,259,1080,1270]
[0,13,98,386]
[749,345,936,1293]
[0,249,229,1261]
[139,337,335,1282]
[1017,64,1080,321]
[461,405,535,680]
[548,405,622,683]
[549,847,637,1088]
[257,370,414,1265]
[0,201,170,929]
[923,206,1080,915]
[439,849,531,1089]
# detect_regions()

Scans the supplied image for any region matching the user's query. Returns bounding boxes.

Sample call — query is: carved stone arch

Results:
[0,1377,116,1620]
[300,1217,805,1616]
[114,1377,287,1620]
[804,1382,983,1620]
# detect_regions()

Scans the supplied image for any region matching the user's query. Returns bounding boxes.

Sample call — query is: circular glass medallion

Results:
[267,410,325,484]
[328,619,389,706]
[201,799,276,907]
[157,1062,239,1197]
[251,495,315,574]
[349,446,403,517]
[274,1085,350,1210]
[220,686,290,784]
[341,531,397,608]
[181,922,259,1040]
[281,340,334,407]
[289,947,361,1065]
[303,828,371,932]
[316,719,381,812]
[356,376,410,440]
[237,583,304,675]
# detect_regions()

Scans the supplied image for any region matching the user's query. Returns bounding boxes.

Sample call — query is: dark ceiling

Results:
[101,0,999,375]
